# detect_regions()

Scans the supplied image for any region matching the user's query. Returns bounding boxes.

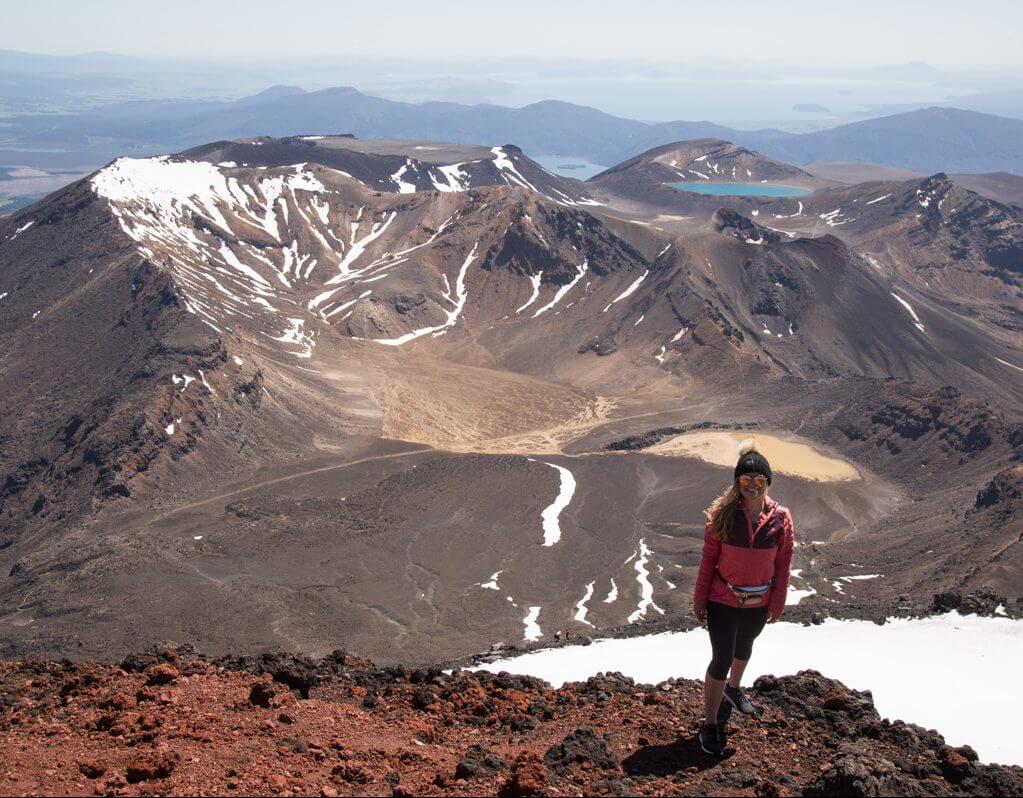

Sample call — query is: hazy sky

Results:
[4,0,1022,66]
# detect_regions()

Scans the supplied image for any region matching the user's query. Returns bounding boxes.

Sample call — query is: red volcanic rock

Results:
[78,759,107,778]
[145,663,180,685]
[0,653,1017,796]
[499,752,550,797]
[125,748,178,782]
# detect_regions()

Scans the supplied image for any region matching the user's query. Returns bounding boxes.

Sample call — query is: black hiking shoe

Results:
[723,684,757,715]
[699,723,725,755]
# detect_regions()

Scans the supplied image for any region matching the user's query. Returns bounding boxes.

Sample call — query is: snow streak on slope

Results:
[91,156,347,353]
[891,292,926,333]
[488,146,601,207]
[431,162,473,192]
[533,260,588,318]
[574,582,596,626]
[491,147,539,193]
[309,212,399,314]
[391,160,417,193]
[515,272,543,314]
[627,539,663,623]
[368,243,480,346]
[523,606,543,641]
[533,461,576,547]
[995,357,1023,373]
[603,270,649,313]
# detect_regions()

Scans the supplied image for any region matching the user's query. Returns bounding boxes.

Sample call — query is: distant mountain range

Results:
[6,85,1023,175]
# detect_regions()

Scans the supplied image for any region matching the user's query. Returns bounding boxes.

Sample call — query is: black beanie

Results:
[735,449,772,485]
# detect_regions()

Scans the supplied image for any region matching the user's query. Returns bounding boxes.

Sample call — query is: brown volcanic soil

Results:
[2,648,1020,797]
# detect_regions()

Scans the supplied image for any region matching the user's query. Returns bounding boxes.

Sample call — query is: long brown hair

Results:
[706,481,742,542]
[705,441,761,542]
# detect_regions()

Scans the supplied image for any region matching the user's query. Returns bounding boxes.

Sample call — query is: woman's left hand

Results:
[767,611,780,623]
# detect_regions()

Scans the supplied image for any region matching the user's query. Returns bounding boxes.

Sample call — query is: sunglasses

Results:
[738,474,767,489]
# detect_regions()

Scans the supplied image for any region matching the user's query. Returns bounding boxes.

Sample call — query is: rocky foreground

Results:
[1,649,1020,797]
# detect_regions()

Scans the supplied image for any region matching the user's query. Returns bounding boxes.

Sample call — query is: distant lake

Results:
[669,181,810,197]
[531,155,609,180]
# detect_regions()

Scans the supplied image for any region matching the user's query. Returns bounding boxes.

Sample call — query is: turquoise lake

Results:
[668,181,810,197]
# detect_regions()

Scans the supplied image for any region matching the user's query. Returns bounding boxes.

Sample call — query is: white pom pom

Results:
[737,437,760,456]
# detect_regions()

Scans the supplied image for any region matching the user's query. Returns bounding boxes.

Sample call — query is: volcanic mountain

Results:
[0,135,1020,670]
[592,138,824,188]
[789,174,1023,334]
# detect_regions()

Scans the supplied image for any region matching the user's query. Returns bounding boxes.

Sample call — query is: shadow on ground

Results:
[622,736,735,777]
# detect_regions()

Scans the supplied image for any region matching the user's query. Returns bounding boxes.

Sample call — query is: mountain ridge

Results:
[7,86,1023,175]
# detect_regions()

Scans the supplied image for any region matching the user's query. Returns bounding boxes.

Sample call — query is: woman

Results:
[692,444,794,755]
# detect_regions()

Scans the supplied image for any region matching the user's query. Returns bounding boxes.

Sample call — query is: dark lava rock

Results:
[502,713,539,733]
[803,753,923,797]
[713,208,782,245]
[454,744,507,780]
[411,686,436,710]
[932,587,1007,617]
[543,726,618,772]
[219,651,319,697]
[579,333,618,356]
[932,591,962,613]
[119,653,162,673]
[938,746,975,784]
[960,587,1005,616]
[602,427,685,452]
[393,293,427,315]
[704,767,759,789]
[248,679,276,708]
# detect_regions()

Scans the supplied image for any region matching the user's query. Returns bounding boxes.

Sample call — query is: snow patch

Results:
[531,461,576,547]
[391,159,417,193]
[479,570,503,591]
[602,270,648,313]
[627,539,663,623]
[523,606,542,642]
[574,582,596,626]
[515,272,543,314]
[270,317,315,358]
[473,615,1023,766]
[533,260,587,318]
[890,292,926,333]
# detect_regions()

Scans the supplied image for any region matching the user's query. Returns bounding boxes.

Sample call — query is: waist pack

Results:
[717,572,771,605]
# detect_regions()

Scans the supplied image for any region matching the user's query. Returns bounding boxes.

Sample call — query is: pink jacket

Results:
[693,497,795,617]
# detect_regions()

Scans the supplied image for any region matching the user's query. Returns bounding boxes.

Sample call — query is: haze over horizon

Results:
[4,0,1023,66]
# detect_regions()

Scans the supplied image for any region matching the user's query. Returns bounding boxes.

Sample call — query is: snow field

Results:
[475,614,1023,766]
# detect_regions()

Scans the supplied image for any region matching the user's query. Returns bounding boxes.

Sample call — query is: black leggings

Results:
[706,600,769,681]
